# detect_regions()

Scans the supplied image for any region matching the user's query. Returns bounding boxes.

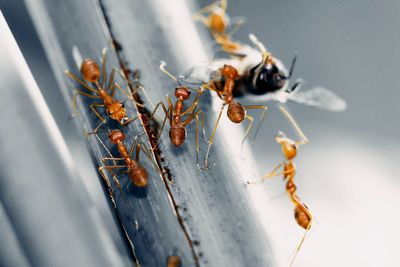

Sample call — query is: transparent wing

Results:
[288,87,347,111]
[179,61,223,85]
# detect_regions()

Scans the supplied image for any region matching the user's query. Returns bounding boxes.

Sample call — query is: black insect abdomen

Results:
[243,64,286,95]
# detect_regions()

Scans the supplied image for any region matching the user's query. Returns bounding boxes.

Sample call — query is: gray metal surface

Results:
[0,12,128,267]
[24,0,275,266]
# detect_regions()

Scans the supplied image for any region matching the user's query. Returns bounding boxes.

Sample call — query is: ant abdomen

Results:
[294,205,311,230]
[129,166,148,187]
[227,102,245,123]
[169,125,186,147]
[80,59,100,83]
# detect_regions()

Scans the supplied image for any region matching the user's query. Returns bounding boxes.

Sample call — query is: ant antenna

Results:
[279,105,309,145]
[287,53,298,79]
[160,61,181,85]
[94,129,114,158]
[289,224,311,267]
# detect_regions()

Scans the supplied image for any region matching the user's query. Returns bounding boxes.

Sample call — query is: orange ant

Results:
[65,48,139,133]
[97,129,152,189]
[193,0,244,54]
[150,61,205,164]
[247,106,312,266]
[202,64,268,169]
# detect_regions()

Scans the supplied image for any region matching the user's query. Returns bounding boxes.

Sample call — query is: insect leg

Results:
[195,110,206,166]
[204,103,226,169]
[89,103,107,123]
[65,70,98,93]
[246,163,283,185]
[279,105,309,145]
[148,101,170,149]
[242,105,268,140]
[98,163,126,194]
[106,68,116,92]
[71,90,101,117]
[101,48,107,89]
[181,87,205,116]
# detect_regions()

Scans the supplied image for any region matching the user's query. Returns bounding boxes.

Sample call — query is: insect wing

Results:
[179,62,222,85]
[289,87,347,111]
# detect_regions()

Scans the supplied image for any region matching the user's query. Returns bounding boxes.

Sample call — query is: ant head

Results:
[221,64,238,79]
[169,125,187,147]
[80,59,100,83]
[294,204,311,230]
[175,87,191,100]
[275,131,297,160]
[109,129,125,144]
[249,61,287,95]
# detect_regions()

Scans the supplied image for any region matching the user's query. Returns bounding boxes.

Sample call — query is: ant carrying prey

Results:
[65,48,141,134]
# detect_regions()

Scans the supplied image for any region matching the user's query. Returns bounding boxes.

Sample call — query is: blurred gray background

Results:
[1,0,400,266]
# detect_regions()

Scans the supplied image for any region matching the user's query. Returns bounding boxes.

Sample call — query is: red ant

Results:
[247,106,312,266]
[97,129,153,189]
[65,48,140,133]
[150,61,205,165]
[202,64,268,169]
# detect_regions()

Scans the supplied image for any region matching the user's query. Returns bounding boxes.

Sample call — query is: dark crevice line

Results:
[96,1,200,266]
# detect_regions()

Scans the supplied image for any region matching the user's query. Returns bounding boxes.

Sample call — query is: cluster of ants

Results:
[65,0,346,265]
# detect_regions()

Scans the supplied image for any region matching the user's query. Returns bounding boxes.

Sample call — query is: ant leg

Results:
[138,140,161,174]
[106,68,116,92]
[98,164,126,194]
[203,82,223,99]
[241,114,254,150]
[279,105,309,145]
[242,105,268,141]
[134,143,142,162]
[195,110,206,166]
[89,103,106,123]
[65,71,98,93]
[246,163,283,185]
[182,109,206,166]
[114,82,136,100]
[148,101,170,148]
[181,88,205,116]
[101,48,107,89]
[204,103,226,169]
[71,90,101,117]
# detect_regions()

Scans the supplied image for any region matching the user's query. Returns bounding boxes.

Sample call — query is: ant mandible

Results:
[98,129,151,189]
[150,61,206,165]
[247,106,312,266]
[65,48,140,134]
[202,64,268,169]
